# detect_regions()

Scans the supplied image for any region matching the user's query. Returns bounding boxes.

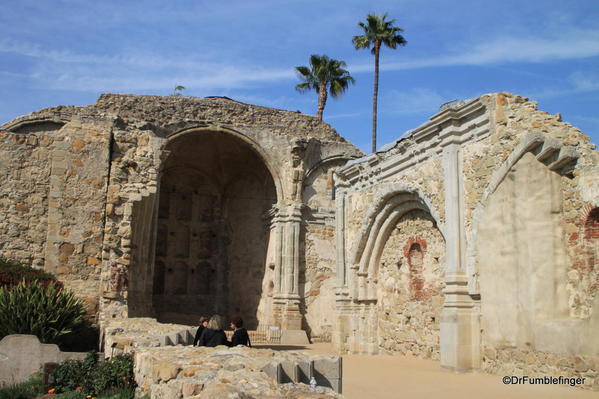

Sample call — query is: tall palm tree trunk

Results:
[372,41,381,153]
[317,82,328,120]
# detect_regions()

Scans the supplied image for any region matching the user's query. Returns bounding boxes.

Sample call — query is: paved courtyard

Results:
[261,344,598,399]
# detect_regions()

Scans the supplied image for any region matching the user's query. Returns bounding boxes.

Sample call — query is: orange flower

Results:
[76,386,83,390]
[47,388,55,394]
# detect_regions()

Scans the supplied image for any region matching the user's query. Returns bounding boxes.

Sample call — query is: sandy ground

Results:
[257,344,598,399]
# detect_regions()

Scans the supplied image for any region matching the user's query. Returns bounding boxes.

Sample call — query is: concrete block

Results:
[313,356,342,393]
[0,335,44,385]
[169,333,181,345]
[41,344,60,364]
[280,360,299,383]
[176,330,191,345]
[280,330,310,345]
[296,360,313,384]
[159,335,173,346]
[0,335,87,386]
[261,362,282,383]
[313,356,342,378]
[186,328,198,345]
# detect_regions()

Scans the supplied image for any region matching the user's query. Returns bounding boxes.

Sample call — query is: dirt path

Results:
[287,344,598,399]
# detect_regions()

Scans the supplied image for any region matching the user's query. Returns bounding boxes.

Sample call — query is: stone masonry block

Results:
[169,333,181,345]
[280,360,299,383]
[313,356,342,378]
[296,360,313,384]
[261,362,282,383]
[313,356,343,393]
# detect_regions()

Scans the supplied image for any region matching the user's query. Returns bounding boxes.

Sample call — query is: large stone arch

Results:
[349,186,444,302]
[128,126,279,328]
[166,126,284,202]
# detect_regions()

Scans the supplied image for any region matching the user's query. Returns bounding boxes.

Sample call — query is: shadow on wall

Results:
[128,130,277,329]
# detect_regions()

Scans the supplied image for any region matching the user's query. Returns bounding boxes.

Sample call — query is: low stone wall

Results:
[103,318,196,356]
[134,346,341,398]
[104,318,343,398]
[0,335,87,386]
[483,346,599,390]
[104,318,285,354]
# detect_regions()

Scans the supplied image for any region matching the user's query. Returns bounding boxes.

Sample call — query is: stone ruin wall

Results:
[337,155,446,356]
[0,114,113,314]
[377,210,445,359]
[335,92,599,388]
[464,93,599,388]
[0,94,361,341]
[300,158,348,340]
[1,91,598,388]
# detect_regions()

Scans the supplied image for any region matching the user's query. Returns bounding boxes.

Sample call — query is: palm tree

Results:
[353,13,407,153]
[172,85,186,97]
[295,55,355,120]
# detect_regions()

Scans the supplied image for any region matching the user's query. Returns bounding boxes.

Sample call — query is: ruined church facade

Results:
[0,92,598,386]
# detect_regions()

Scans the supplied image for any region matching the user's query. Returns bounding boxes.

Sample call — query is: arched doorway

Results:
[151,130,277,327]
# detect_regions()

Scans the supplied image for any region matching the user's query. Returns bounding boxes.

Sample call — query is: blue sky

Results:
[1,0,598,152]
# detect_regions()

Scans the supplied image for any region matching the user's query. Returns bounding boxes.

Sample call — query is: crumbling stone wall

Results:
[0,94,360,340]
[462,93,599,388]
[0,116,112,314]
[377,210,444,359]
[334,93,598,388]
[301,158,347,340]
[0,131,51,267]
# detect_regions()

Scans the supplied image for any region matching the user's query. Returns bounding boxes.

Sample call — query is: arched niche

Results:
[130,128,278,327]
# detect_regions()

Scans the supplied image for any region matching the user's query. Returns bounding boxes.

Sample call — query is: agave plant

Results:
[0,279,86,345]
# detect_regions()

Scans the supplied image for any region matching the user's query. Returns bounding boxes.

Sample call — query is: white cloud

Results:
[349,28,599,73]
[569,71,599,91]
[2,26,599,94]
[525,71,599,99]
[327,112,362,120]
[383,88,447,115]
[0,39,295,92]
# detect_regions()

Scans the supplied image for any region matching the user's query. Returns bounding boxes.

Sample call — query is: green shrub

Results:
[0,372,42,399]
[52,352,98,393]
[91,354,135,394]
[96,386,137,399]
[52,353,136,396]
[0,279,85,346]
[0,257,61,289]
[55,391,86,399]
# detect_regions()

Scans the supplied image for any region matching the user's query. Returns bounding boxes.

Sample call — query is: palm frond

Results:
[294,54,355,113]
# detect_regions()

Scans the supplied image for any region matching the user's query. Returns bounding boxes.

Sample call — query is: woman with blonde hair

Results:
[197,314,227,347]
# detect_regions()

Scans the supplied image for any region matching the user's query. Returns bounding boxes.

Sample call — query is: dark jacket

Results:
[193,325,205,346]
[198,328,228,347]
[230,327,251,347]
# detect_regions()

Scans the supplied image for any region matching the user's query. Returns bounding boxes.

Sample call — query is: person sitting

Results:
[197,315,228,347]
[193,316,209,346]
[229,316,251,347]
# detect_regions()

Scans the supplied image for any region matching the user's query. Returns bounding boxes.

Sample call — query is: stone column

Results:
[332,176,353,353]
[269,204,309,343]
[439,143,481,371]
[279,204,303,331]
